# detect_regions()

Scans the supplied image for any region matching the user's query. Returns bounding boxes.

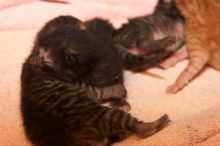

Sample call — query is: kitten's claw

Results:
[166,84,179,94]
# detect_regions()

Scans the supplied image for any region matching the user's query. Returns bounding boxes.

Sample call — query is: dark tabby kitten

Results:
[21,15,170,146]
[84,17,171,110]
[83,18,130,110]
[113,0,185,66]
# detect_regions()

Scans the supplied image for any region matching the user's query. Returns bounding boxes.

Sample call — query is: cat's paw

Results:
[166,84,179,94]
[155,114,171,129]
[110,84,127,98]
[135,114,170,138]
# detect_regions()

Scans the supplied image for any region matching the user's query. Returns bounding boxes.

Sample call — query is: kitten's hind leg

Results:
[107,114,170,145]
[138,36,176,55]
[116,43,175,71]
[135,114,170,138]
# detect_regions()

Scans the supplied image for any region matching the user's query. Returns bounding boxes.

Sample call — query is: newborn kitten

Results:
[167,0,220,93]
[84,18,131,111]
[21,15,170,146]
[113,0,185,67]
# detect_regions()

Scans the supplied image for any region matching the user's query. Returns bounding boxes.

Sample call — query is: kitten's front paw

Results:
[166,84,179,94]
[111,84,127,98]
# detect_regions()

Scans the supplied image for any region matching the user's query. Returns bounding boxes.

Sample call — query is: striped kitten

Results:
[167,0,220,93]
[83,18,131,111]
[85,18,171,72]
[21,16,170,146]
[113,0,185,67]
[84,18,164,111]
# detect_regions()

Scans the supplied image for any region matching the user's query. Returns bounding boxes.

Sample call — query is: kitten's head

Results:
[28,16,102,81]
[36,15,85,46]
[154,0,184,21]
[85,18,115,42]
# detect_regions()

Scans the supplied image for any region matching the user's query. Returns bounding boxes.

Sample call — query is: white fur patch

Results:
[153,29,165,40]
[39,48,53,66]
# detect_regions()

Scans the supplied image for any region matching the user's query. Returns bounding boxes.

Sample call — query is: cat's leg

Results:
[131,114,170,138]
[71,80,126,101]
[86,83,127,100]
[160,45,188,69]
[103,109,170,138]
[80,107,170,145]
[115,44,173,71]
[72,81,130,110]
[166,51,210,93]
[102,110,170,140]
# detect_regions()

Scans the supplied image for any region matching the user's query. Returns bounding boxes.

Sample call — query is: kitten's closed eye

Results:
[65,55,77,66]
[64,50,78,67]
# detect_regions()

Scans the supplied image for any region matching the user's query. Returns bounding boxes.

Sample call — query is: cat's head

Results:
[154,0,184,21]
[28,16,102,81]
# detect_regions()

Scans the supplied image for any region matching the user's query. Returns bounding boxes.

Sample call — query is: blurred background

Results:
[0,0,156,30]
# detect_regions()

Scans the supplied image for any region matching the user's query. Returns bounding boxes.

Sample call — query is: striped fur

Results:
[85,18,174,72]
[21,16,170,146]
[167,0,220,93]
[113,0,185,68]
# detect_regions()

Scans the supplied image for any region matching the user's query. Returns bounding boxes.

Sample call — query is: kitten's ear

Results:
[64,50,78,67]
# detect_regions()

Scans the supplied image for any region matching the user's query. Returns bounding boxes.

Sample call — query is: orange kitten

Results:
[167,0,220,93]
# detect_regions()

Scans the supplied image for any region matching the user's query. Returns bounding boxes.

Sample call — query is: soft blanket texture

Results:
[0,0,220,146]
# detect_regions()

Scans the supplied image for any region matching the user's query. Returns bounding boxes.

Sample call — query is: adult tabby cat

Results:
[167,0,220,93]
[20,15,170,146]
[113,0,185,66]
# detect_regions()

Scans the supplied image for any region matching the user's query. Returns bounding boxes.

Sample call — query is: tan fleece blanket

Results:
[0,1,220,146]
